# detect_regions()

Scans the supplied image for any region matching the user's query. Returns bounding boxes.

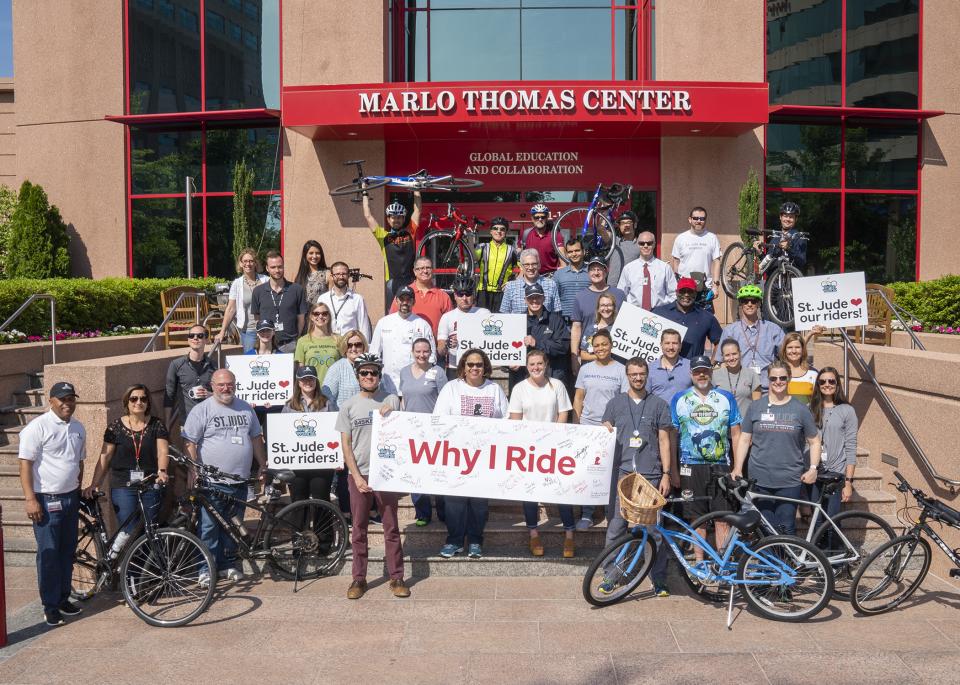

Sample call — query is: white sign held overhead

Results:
[609,302,688,363]
[791,272,869,331]
[456,313,527,366]
[266,413,344,470]
[225,353,294,407]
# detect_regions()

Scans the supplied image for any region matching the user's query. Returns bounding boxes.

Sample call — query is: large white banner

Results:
[225,353,294,407]
[457,313,527,365]
[266,413,344,470]
[792,272,868,331]
[369,411,617,505]
[609,302,688,362]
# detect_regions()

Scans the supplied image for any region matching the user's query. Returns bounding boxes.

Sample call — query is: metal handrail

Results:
[840,329,959,491]
[142,291,207,353]
[866,287,926,351]
[0,294,58,364]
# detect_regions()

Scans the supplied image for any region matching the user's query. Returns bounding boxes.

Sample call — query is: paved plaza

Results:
[1,565,959,684]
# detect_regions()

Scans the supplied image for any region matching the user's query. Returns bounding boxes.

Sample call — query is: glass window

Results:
[767,0,842,106]
[614,8,639,81]
[205,126,281,192]
[0,0,11,77]
[846,0,919,108]
[767,122,841,188]
[205,194,281,279]
[429,9,521,81]
[205,0,279,110]
[131,197,202,278]
[130,127,202,195]
[129,0,201,114]
[765,191,841,276]
[844,194,916,283]
[522,9,611,80]
[845,121,918,190]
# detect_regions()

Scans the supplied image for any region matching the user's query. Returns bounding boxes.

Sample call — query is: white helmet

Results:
[386,202,407,217]
[530,203,549,216]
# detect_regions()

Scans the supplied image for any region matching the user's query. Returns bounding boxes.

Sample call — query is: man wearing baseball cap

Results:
[569,255,625,379]
[509,282,570,389]
[18,381,87,626]
[653,277,722,360]
[670,355,742,560]
[371,284,435,392]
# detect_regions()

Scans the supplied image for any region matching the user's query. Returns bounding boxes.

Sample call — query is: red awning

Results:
[282,80,770,140]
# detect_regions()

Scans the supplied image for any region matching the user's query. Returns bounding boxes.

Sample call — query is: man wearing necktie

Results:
[617,231,677,311]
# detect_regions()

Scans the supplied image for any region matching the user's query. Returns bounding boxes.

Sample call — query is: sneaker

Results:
[225,568,244,582]
[347,579,367,600]
[370,513,383,525]
[389,579,411,598]
[439,544,463,558]
[415,518,429,527]
[468,544,482,559]
[58,600,83,616]
[575,518,593,531]
[597,579,615,595]
[44,608,65,626]
[198,572,211,589]
[653,582,670,598]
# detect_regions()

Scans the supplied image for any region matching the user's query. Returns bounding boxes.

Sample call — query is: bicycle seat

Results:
[717,509,762,534]
[745,228,762,237]
[344,159,365,165]
[266,468,296,483]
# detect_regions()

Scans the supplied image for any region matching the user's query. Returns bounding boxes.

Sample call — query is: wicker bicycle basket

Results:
[618,473,667,525]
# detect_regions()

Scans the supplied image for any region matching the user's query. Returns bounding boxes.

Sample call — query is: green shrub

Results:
[889,275,960,327]
[737,168,762,244]
[5,181,71,278]
[0,277,220,336]
[0,184,16,277]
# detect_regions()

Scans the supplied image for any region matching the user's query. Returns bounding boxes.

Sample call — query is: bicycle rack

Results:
[0,294,58,364]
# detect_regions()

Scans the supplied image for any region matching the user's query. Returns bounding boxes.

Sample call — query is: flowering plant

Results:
[0,325,158,345]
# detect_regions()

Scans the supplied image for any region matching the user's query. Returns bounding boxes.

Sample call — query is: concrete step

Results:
[27,370,44,390]
[856,447,871,468]
[850,466,883,488]
[0,486,24,500]
[0,465,22,487]
[839,488,897,516]
[14,406,45,426]
[0,423,25,448]
[13,388,46,408]
[3,537,37,567]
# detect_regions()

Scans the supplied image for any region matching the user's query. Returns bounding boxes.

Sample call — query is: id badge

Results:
[641,276,649,286]
[425,368,438,381]
[129,470,144,483]
[761,412,775,422]
[231,435,244,445]
[629,436,645,449]
[751,366,762,375]
[679,466,692,477]
[47,498,63,513]
[274,321,284,332]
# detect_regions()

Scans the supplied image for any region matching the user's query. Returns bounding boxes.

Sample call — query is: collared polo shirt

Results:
[646,356,693,404]
[19,409,86,494]
[553,264,591,319]
[389,282,453,336]
[719,318,785,389]
[652,302,722,359]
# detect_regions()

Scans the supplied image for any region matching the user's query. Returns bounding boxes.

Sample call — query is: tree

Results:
[5,180,71,278]
[0,184,16,278]
[737,168,761,243]
[232,159,254,265]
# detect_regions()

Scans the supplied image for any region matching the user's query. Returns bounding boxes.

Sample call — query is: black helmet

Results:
[451,274,477,293]
[489,216,510,230]
[353,353,384,372]
[617,210,637,224]
[780,201,800,216]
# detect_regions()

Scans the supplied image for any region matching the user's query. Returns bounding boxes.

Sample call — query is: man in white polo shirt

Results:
[19,381,87,627]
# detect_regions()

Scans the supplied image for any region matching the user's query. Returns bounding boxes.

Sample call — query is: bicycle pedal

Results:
[949,569,960,578]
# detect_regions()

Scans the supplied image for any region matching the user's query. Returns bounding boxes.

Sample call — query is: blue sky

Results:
[0,0,11,78]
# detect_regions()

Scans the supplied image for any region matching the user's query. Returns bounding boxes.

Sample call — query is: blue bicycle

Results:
[329,159,483,201]
[582,491,834,625]
[551,182,630,263]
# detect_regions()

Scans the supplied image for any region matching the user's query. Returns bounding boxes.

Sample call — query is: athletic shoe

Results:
[225,568,244,582]
[415,518,429,527]
[575,518,593,531]
[44,609,65,627]
[58,600,83,616]
[439,544,463,558]
[198,572,211,589]
[468,544,482,559]
[597,579,615,595]
[653,582,670,598]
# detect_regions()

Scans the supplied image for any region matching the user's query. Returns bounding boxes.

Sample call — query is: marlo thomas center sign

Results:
[359,87,692,116]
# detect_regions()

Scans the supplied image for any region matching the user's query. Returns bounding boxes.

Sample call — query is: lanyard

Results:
[725,368,741,394]
[327,291,350,331]
[129,422,146,469]
[270,285,286,321]
[740,320,761,363]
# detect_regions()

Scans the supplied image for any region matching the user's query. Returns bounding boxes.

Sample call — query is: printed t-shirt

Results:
[575,360,628,425]
[670,387,742,466]
[787,368,818,405]
[335,390,400,476]
[433,379,508,419]
[294,335,341,386]
[742,397,818,488]
[182,397,263,479]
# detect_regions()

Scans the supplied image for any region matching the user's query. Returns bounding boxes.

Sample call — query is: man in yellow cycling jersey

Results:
[474,216,517,313]
[362,189,422,306]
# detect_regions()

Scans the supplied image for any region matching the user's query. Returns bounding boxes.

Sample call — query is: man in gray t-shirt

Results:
[182,369,266,583]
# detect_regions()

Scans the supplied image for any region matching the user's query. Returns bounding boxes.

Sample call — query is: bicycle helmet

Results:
[530,203,549,216]
[386,202,407,217]
[489,216,510,230]
[736,284,763,300]
[617,210,637,224]
[353,353,384,372]
[779,201,800,216]
[451,274,477,293]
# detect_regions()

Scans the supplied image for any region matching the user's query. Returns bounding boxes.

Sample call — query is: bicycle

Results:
[582,489,834,626]
[850,470,960,615]
[551,183,630,264]
[72,474,217,628]
[416,203,486,291]
[167,447,349,592]
[719,229,809,328]
[686,474,895,601]
[329,159,483,202]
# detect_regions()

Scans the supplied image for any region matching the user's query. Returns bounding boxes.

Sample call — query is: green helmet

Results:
[737,284,763,300]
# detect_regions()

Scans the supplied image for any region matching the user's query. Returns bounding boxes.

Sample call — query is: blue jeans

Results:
[754,484,804,536]
[444,496,488,547]
[199,482,247,574]
[413,494,445,523]
[33,490,80,611]
[523,501,575,531]
[111,485,161,534]
[240,331,257,353]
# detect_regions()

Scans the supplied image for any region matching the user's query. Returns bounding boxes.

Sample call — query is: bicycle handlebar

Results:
[169,446,251,484]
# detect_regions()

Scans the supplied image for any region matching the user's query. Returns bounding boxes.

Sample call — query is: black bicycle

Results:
[850,471,960,615]
[167,448,349,590]
[73,474,217,628]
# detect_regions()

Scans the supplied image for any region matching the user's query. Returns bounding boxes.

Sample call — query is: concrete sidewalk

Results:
[1,566,959,684]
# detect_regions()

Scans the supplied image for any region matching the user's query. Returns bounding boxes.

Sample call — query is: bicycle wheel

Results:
[119,527,216,628]
[264,498,349,580]
[426,178,484,191]
[582,532,656,607]
[552,208,617,265]
[418,230,475,291]
[762,263,803,328]
[328,177,390,197]
[72,515,106,600]
[850,534,931,615]
[737,535,833,622]
[810,510,896,600]
[719,242,758,299]
[680,511,748,603]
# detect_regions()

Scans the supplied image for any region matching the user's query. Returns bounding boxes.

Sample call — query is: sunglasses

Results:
[490,226,506,231]
[346,342,364,350]
[187,332,207,339]
[638,241,655,246]
[128,396,148,403]
[690,217,706,222]
[768,375,789,382]
[454,290,473,297]
[358,369,380,378]
[818,378,838,386]
[740,298,760,305]
[532,215,547,221]
[311,311,329,317]
[465,362,484,369]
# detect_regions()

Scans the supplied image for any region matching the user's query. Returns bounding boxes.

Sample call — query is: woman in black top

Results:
[83,384,169,533]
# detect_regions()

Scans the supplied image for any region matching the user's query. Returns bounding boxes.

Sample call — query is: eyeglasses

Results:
[346,342,364,350]
[490,226,506,231]
[818,378,838,386]
[187,332,207,340]
[312,311,330,318]
[521,262,538,269]
[414,266,432,272]
[638,241,655,246]
[740,298,760,305]
[768,375,789,382]
[465,362,484,369]
[213,382,236,388]
[358,370,380,378]
[128,396,148,403]
[690,216,706,222]
[532,215,547,221]
[454,291,473,297]
[332,272,349,278]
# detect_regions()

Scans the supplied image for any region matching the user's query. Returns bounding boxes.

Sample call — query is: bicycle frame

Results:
[185,486,287,562]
